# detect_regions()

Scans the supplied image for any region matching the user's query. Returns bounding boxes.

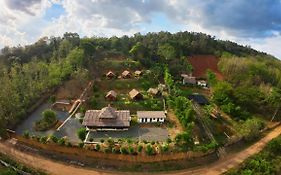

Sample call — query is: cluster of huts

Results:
[105,86,164,101]
[181,74,208,87]
[105,70,166,101]
[105,89,144,101]
[106,70,142,79]
[81,69,168,131]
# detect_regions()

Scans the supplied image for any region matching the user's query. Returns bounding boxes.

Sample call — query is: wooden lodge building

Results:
[121,70,131,79]
[82,106,131,130]
[129,89,143,100]
[105,90,117,101]
[106,71,116,79]
[181,74,196,85]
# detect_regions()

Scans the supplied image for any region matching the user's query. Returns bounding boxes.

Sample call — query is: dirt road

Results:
[1,125,281,175]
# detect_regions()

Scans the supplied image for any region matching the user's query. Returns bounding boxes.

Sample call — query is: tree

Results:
[34,109,57,131]
[175,131,194,150]
[158,43,176,60]
[129,42,146,60]
[239,118,265,141]
[42,109,57,123]
[206,70,217,87]
[164,66,174,93]
[77,128,87,142]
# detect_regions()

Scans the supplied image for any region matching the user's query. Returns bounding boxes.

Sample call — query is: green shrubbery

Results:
[145,144,155,155]
[34,109,57,131]
[238,118,265,141]
[227,136,281,175]
[77,128,87,142]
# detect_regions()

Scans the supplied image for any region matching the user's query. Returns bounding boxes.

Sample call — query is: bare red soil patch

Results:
[188,55,224,80]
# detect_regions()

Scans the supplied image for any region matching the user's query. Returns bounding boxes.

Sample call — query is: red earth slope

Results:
[188,55,224,80]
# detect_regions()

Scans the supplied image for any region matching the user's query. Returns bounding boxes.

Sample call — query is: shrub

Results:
[23,130,30,139]
[77,128,87,142]
[49,95,56,103]
[268,137,281,154]
[120,147,128,154]
[107,138,115,147]
[58,138,66,146]
[143,140,148,144]
[95,144,101,151]
[34,109,57,131]
[112,147,120,154]
[146,144,154,155]
[104,147,112,153]
[161,144,169,153]
[100,139,105,143]
[166,138,172,144]
[50,135,58,143]
[39,136,47,144]
[89,138,94,142]
[128,146,135,155]
[151,141,155,145]
[239,118,265,141]
[137,145,143,153]
[78,142,84,148]
[127,138,133,144]
[80,106,86,114]
[90,98,98,108]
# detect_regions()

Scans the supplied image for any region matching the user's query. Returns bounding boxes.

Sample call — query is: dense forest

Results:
[0,31,280,137]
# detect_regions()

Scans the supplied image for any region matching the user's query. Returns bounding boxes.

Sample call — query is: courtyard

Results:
[86,125,169,143]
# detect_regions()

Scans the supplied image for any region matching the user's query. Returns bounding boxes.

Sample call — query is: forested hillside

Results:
[0,31,280,137]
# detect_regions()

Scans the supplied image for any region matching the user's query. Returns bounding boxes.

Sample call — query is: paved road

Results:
[0,125,281,175]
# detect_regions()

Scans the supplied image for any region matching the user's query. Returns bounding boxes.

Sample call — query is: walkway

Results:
[0,125,280,175]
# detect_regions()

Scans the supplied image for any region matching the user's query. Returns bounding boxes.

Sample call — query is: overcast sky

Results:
[0,0,281,59]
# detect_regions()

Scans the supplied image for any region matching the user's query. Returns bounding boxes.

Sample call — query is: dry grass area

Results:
[55,79,88,100]
[166,110,184,139]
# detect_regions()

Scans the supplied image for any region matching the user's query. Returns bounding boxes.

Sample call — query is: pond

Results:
[16,103,69,137]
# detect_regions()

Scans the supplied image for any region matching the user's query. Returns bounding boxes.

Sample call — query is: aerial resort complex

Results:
[1,13,281,174]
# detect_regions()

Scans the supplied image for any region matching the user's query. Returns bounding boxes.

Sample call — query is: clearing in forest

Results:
[188,55,224,80]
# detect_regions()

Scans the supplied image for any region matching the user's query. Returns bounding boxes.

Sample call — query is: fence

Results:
[13,134,216,163]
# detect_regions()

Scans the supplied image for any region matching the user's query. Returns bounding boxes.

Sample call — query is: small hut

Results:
[129,89,143,100]
[147,88,159,96]
[134,70,142,77]
[105,90,117,101]
[122,70,131,79]
[181,74,196,85]
[106,71,116,79]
